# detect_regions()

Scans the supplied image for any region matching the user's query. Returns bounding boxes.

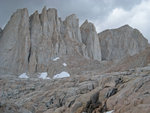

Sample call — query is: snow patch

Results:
[63,63,67,66]
[106,110,114,113]
[19,73,29,79]
[53,57,60,61]
[39,72,50,79]
[53,71,70,79]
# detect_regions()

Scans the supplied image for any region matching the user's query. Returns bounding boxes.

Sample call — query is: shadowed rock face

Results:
[98,25,149,60]
[0,28,2,38]
[0,27,2,35]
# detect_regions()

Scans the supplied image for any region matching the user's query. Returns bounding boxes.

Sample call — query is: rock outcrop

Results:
[1,64,150,113]
[28,7,86,74]
[107,47,150,73]
[80,20,101,61]
[0,8,30,74]
[1,6,150,113]
[98,25,149,60]
[0,7,101,75]
[0,7,149,76]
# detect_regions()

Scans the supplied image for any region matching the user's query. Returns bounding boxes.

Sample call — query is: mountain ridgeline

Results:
[0,7,149,75]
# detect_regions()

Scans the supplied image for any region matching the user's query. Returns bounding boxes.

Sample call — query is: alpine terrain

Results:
[0,7,150,113]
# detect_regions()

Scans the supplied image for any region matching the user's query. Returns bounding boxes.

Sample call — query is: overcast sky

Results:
[0,0,150,41]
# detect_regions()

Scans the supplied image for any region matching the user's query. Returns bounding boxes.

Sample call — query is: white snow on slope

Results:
[63,63,67,66]
[39,72,50,79]
[19,73,29,79]
[53,71,70,79]
[106,110,114,113]
[53,57,60,61]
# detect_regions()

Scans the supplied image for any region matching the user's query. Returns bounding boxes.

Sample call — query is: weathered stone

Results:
[78,81,97,94]
[1,7,149,76]
[80,20,102,61]
[1,7,150,113]
[0,7,90,75]
[28,7,87,75]
[1,65,150,113]
[0,8,30,75]
[99,25,149,60]
[19,108,32,113]
[90,91,99,104]
[70,101,82,113]
[105,88,117,98]
[63,14,82,42]
[84,91,101,113]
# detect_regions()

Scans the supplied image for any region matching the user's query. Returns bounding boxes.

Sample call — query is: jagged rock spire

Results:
[80,20,102,61]
[0,8,30,74]
[0,7,149,75]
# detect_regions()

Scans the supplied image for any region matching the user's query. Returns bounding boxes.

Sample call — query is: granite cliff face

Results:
[0,7,101,75]
[98,25,149,60]
[0,7,149,76]
[28,7,86,74]
[80,20,101,61]
[0,8,30,74]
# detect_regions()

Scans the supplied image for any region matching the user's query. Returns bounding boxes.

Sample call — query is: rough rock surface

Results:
[27,7,87,74]
[1,7,150,113]
[0,7,102,75]
[98,25,149,60]
[0,7,149,75]
[1,64,150,113]
[107,47,150,72]
[80,20,101,61]
[0,8,30,75]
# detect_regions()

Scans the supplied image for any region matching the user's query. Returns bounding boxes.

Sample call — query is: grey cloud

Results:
[113,0,142,10]
[0,0,143,28]
[0,0,44,28]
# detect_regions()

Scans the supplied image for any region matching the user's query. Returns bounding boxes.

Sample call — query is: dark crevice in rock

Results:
[83,91,101,113]
[28,17,32,64]
[105,88,117,98]
[115,77,123,86]
[135,82,144,92]
[144,91,150,95]
[85,101,101,113]
[28,46,31,63]
[99,101,107,113]
[68,99,75,108]
[45,97,55,109]
[35,62,37,73]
